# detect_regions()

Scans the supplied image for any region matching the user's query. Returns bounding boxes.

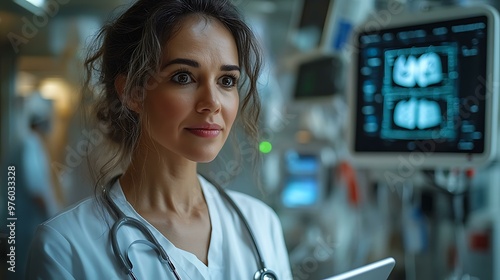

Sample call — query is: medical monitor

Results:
[293,55,344,100]
[289,0,333,51]
[280,150,326,209]
[348,5,500,168]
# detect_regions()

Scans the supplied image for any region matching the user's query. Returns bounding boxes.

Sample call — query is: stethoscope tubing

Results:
[104,182,181,279]
[103,175,277,280]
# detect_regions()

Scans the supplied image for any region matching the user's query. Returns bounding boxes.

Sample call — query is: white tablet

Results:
[323,257,396,280]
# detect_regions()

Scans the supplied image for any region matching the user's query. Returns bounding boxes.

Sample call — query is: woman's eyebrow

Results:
[162,58,240,72]
[162,58,199,69]
[221,65,240,72]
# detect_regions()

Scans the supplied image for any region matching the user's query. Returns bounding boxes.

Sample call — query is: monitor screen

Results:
[294,55,344,99]
[281,151,324,208]
[348,5,499,168]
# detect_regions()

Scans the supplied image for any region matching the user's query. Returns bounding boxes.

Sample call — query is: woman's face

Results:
[140,15,240,163]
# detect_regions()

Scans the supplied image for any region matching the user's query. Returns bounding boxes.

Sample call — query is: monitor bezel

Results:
[347,4,500,168]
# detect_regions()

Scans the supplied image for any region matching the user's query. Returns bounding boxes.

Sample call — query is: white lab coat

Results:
[26,175,293,279]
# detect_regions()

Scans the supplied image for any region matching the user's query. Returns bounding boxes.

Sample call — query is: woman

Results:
[26,0,292,279]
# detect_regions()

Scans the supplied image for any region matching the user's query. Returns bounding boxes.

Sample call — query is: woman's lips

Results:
[186,128,221,138]
[185,124,222,138]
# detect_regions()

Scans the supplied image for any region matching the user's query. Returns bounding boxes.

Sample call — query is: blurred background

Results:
[1,0,500,279]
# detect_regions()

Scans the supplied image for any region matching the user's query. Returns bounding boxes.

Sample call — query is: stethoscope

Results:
[103,175,278,280]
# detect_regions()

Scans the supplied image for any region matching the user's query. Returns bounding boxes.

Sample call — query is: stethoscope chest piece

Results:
[254,268,278,280]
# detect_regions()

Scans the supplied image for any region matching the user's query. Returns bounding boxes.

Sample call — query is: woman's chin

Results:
[189,151,220,163]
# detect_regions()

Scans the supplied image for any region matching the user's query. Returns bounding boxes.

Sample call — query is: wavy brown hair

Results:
[82,0,263,192]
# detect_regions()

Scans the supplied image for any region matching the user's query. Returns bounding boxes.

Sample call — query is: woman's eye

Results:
[172,73,192,84]
[219,76,237,88]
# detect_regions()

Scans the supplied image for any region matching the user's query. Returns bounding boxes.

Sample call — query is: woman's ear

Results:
[114,74,142,113]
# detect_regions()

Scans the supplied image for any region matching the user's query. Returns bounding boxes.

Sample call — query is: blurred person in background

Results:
[22,93,61,219]
[3,93,61,279]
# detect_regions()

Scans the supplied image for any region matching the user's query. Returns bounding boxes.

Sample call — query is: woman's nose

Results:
[196,83,221,114]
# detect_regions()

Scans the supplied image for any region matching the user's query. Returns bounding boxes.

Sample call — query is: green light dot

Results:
[259,141,272,154]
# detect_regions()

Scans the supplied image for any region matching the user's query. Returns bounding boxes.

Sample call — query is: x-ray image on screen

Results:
[379,45,458,140]
[393,53,443,87]
[385,46,457,90]
[393,98,442,130]
[382,96,456,140]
